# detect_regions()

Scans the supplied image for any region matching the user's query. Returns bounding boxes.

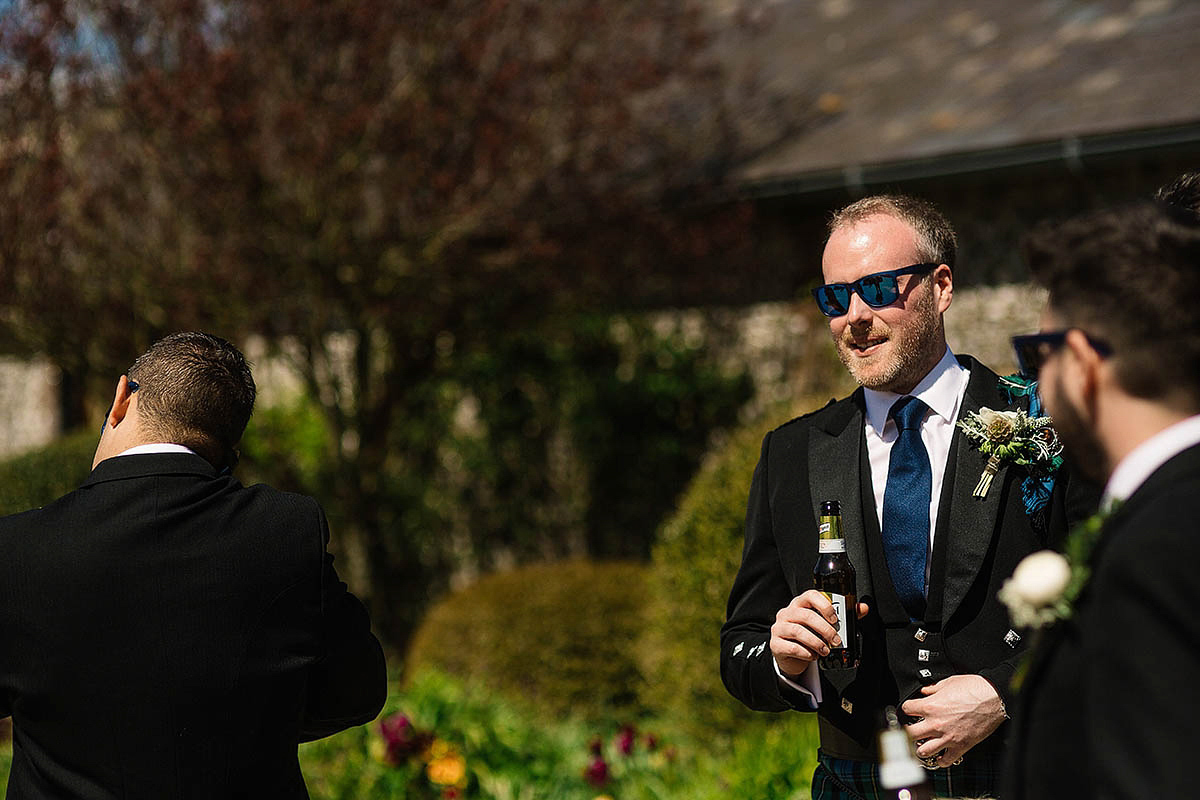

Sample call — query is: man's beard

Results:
[1046,372,1109,485]
[834,284,944,393]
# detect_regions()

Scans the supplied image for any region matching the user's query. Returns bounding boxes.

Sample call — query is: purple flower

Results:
[378,711,430,764]
[616,724,635,756]
[583,756,609,787]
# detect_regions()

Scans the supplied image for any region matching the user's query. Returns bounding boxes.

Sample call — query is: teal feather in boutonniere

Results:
[956,375,1064,514]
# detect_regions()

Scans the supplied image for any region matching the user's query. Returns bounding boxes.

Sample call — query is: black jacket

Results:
[721,356,1094,757]
[1007,442,1200,799]
[0,453,387,799]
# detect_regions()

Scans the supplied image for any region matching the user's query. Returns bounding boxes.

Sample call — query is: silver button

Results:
[1004,629,1022,648]
[914,628,928,642]
[841,698,854,714]
[918,649,931,662]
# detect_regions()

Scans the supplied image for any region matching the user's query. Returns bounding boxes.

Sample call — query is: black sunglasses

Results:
[811,263,937,317]
[1011,330,1113,380]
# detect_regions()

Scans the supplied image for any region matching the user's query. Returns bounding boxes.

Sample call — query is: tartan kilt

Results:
[811,748,1001,800]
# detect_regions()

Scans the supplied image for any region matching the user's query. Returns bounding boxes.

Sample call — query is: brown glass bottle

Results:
[813,499,860,670]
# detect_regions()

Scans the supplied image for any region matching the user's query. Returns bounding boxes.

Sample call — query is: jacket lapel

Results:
[939,356,1010,625]
[808,390,874,601]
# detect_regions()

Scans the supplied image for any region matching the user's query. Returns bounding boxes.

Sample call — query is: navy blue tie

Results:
[882,396,932,620]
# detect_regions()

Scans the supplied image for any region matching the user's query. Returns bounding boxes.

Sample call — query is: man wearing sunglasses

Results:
[1006,202,1200,799]
[722,194,1092,799]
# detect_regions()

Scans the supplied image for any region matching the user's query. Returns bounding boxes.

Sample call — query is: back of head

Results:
[127,332,256,468]
[1023,202,1200,412]
[827,193,958,272]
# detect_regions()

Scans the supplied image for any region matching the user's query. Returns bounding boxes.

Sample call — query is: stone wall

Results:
[0,284,1047,459]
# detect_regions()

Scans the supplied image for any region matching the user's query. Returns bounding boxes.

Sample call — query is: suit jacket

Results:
[0,453,387,799]
[721,355,1092,757]
[1007,443,1200,799]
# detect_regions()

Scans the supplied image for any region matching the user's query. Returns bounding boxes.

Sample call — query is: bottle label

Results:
[823,592,850,643]
[819,538,847,553]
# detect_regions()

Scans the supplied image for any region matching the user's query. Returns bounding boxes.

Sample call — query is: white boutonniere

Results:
[997,550,1072,629]
[1000,506,1113,631]
[957,407,1063,498]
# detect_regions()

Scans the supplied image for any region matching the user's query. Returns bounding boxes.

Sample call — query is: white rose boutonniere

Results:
[998,550,1072,628]
[957,406,1063,498]
[1000,506,1113,633]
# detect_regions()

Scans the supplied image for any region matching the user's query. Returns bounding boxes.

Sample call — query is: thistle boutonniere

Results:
[957,406,1063,498]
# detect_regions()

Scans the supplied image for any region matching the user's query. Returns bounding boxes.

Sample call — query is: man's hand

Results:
[901,674,1006,767]
[770,589,869,678]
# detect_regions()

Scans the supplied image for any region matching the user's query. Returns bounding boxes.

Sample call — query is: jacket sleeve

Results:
[299,510,388,742]
[720,431,814,712]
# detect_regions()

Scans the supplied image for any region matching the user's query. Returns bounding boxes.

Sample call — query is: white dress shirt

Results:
[1102,414,1200,508]
[117,443,198,457]
[776,347,971,705]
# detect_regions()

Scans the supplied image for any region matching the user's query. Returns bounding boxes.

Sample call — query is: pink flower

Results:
[583,756,609,787]
[378,711,430,764]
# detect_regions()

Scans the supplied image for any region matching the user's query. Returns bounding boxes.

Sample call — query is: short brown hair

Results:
[1024,202,1200,410]
[827,194,957,271]
[127,332,256,468]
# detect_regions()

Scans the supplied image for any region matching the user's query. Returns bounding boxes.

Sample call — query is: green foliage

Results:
[638,395,834,738]
[638,420,775,737]
[405,561,649,724]
[299,669,818,800]
[0,430,96,516]
[239,396,334,496]
[701,714,819,800]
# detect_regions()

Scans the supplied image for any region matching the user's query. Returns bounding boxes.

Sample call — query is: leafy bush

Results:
[638,396,833,738]
[637,420,774,738]
[0,429,96,516]
[405,561,649,724]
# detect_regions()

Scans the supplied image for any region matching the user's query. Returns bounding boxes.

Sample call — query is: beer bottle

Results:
[878,706,933,800]
[813,499,860,670]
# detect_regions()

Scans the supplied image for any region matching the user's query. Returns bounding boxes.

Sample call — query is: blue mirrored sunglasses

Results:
[811,263,937,317]
[1010,331,1113,380]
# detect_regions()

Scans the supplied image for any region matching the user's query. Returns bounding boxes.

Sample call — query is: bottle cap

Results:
[820,499,841,515]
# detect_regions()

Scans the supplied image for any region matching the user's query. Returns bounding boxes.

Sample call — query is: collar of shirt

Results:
[863,346,969,438]
[117,443,198,458]
[1103,414,1200,508]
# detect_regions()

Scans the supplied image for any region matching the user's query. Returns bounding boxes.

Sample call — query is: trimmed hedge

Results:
[404,560,649,723]
[638,397,834,738]
[0,430,98,516]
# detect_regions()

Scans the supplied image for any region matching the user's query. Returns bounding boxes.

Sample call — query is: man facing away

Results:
[1006,202,1200,799]
[721,194,1094,799]
[0,332,387,799]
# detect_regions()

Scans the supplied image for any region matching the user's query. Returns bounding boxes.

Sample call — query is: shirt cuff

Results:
[773,658,822,709]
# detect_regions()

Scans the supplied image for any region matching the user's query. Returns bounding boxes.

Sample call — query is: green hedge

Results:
[0,430,97,516]
[405,561,649,724]
[638,397,834,739]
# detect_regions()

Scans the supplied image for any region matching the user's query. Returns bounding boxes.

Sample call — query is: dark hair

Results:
[827,194,957,272]
[127,332,256,468]
[1023,202,1200,410]
[1155,171,1200,219]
